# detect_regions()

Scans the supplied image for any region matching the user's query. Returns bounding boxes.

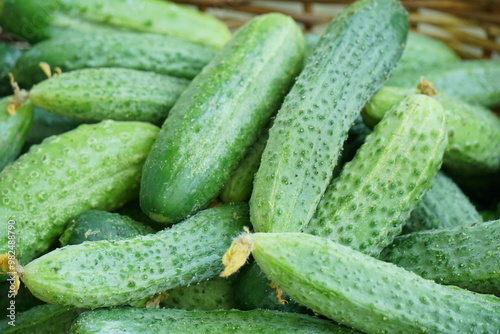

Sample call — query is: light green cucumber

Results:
[250,0,408,233]
[304,94,447,256]
[29,68,189,125]
[0,96,34,170]
[59,210,155,246]
[363,86,500,176]
[68,308,359,334]
[0,0,231,48]
[21,204,249,308]
[11,30,217,89]
[381,219,500,295]
[237,232,500,334]
[386,59,500,107]
[140,13,305,224]
[0,304,85,334]
[403,171,483,233]
[0,120,159,265]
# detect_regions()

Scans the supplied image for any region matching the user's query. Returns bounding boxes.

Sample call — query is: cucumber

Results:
[20,204,249,308]
[0,120,159,265]
[0,304,85,334]
[0,0,231,48]
[28,68,189,125]
[68,308,358,334]
[250,0,408,233]
[223,232,500,334]
[381,219,500,296]
[0,42,23,97]
[140,13,304,224]
[11,30,217,89]
[59,210,155,246]
[403,171,483,233]
[0,96,34,170]
[386,60,500,107]
[363,85,500,176]
[304,94,447,257]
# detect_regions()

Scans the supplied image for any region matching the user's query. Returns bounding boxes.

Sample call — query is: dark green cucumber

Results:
[0,96,34,170]
[21,204,249,308]
[59,210,155,246]
[381,219,500,296]
[250,0,408,233]
[0,120,159,265]
[304,94,447,256]
[29,68,189,125]
[403,171,483,233]
[363,86,500,176]
[68,308,358,334]
[235,232,500,334]
[0,304,85,334]
[386,60,500,107]
[0,42,23,97]
[0,0,231,48]
[140,13,304,224]
[11,30,217,89]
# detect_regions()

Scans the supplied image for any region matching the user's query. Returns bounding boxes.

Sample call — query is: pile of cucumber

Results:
[1,0,499,333]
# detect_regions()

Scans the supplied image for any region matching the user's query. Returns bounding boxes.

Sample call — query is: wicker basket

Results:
[172,0,500,59]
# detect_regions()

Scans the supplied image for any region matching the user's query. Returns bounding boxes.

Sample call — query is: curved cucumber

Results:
[250,0,408,233]
[0,120,159,264]
[29,68,189,125]
[11,30,216,89]
[0,96,34,170]
[381,219,500,295]
[403,171,483,233]
[363,86,500,176]
[238,232,500,334]
[304,94,447,256]
[59,210,155,246]
[68,308,358,334]
[21,204,249,308]
[140,13,304,224]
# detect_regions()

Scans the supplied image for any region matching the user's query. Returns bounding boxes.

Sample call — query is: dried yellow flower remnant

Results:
[39,62,63,79]
[269,282,288,305]
[145,292,169,308]
[417,76,438,96]
[0,253,21,296]
[220,227,253,278]
[6,73,29,116]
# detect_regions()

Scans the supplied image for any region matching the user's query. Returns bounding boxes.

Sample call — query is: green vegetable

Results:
[0,42,23,97]
[250,0,408,233]
[140,13,305,224]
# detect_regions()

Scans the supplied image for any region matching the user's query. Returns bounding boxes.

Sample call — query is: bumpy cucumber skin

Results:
[381,219,500,295]
[29,68,189,125]
[69,308,358,334]
[0,304,85,334]
[250,0,408,233]
[0,97,34,170]
[403,171,483,233]
[140,13,304,224]
[0,120,159,264]
[304,94,447,257]
[386,59,500,107]
[22,204,249,308]
[251,232,500,334]
[59,210,155,246]
[11,30,216,89]
[363,86,500,176]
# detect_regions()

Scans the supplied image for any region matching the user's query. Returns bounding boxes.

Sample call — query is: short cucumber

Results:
[381,219,500,295]
[304,94,447,257]
[0,96,34,170]
[403,171,483,233]
[68,308,358,334]
[21,204,249,308]
[363,85,500,176]
[0,120,159,264]
[250,0,408,233]
[224,232,500,334]
[29,68,189,125]
[140,13,304,224]
[11,30,217,89]
[59,210,155,246]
